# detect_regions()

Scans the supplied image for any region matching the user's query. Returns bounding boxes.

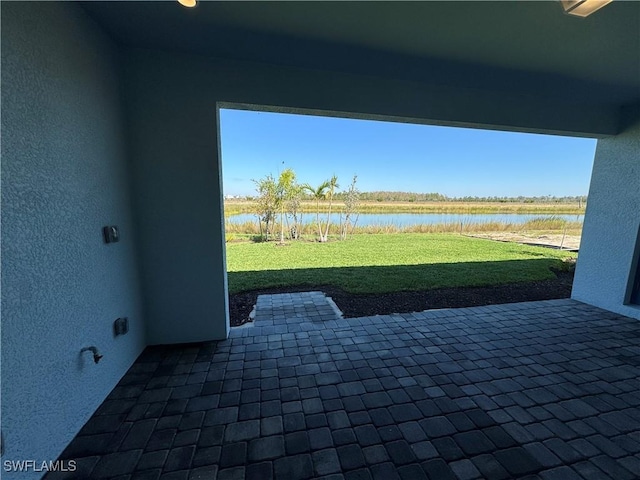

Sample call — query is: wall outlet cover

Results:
[114,317,129,336]
[103,225,120,243]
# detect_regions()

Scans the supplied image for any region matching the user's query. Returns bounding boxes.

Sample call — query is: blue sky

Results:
[220,109,597,198]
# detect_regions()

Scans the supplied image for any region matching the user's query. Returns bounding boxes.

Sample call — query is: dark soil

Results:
[229,268,575,327]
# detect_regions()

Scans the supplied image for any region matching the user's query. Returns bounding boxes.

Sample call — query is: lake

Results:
[226,212,584,228]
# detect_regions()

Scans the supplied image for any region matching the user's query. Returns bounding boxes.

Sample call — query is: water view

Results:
[226,212,584,228]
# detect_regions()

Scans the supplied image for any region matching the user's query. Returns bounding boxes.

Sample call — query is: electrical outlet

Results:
[114,317,129,336]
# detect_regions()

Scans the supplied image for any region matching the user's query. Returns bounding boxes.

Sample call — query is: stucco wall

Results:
[1,3,145,475]
[125,54,230,345]
[572,106,640,319]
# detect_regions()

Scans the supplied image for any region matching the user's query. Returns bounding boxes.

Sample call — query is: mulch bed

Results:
[229,268,575,327]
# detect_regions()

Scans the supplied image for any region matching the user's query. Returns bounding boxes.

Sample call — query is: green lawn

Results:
[226,234,575,294]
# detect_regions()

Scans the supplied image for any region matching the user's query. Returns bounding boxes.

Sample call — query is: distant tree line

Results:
[330,191,587,205]
[242,191,587,205]
[335,191,447,202]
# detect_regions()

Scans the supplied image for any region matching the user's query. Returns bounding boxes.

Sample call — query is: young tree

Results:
[286,183,304,240]
[253,174,277,241]
[340,175,360,240]
[276,168,296,244]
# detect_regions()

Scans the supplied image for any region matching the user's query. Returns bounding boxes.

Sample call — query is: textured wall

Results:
[125,53,230,344]
[1,3,145,475]
[573,107,640,319]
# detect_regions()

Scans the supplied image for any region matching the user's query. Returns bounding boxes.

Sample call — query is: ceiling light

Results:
[178,0,197,8]
[560,0,613,17]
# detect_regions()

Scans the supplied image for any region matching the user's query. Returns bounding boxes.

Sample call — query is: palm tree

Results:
[304,180,330,242]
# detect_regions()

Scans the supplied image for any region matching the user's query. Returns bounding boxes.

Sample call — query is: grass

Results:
[226,233,576,294]
[224,200,586,216]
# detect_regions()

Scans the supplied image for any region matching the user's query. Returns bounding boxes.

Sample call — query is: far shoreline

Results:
[223,199,587,216]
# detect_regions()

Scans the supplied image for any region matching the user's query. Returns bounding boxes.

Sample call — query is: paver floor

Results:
[251,291,343,324]
[49,299,640,479]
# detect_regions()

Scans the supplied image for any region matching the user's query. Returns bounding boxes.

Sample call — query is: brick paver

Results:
[48,299,640,479]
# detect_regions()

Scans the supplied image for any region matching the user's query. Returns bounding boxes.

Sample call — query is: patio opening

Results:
[218,107,597,329]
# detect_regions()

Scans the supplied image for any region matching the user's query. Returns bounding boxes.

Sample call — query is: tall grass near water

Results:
[225,216,583,239]
[224,200,586,217]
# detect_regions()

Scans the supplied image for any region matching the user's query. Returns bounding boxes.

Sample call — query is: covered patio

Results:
[3,2,638,479]
[51,299,640,479]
